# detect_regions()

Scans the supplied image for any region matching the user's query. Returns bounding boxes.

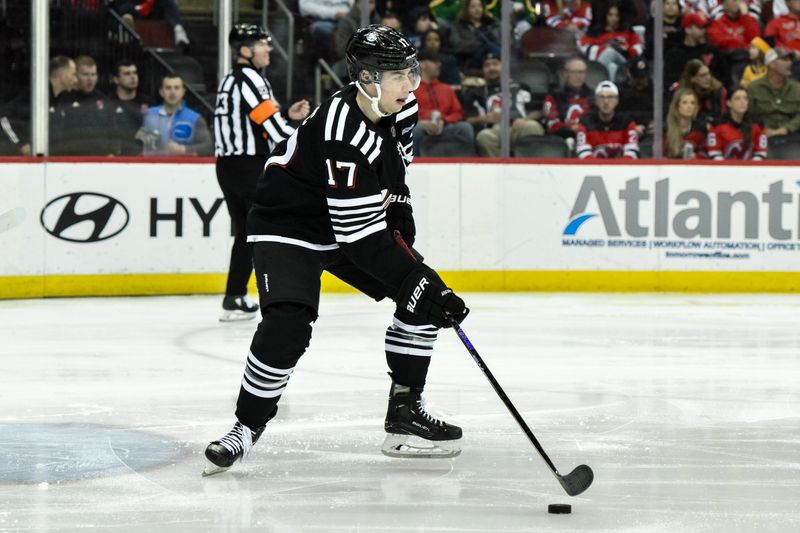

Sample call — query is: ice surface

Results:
[1,293,799,532]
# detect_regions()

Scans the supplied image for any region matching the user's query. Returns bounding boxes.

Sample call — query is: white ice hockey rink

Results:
[1,293,798,532]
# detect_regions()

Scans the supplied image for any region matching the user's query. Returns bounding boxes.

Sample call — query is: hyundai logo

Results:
[40,192,129,243]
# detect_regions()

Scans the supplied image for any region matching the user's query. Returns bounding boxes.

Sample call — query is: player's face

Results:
[728,89,748,115]
[678,93,697,119]
[789,0,800,15]
[595,92,618,114]
[115,65,139,90]
[378,67,420,113]
[246,39,271,69]
[159,77,186,107]
[77,64,98,94]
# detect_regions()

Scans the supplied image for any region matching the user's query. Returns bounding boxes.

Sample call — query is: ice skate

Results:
[203,421,265,476]
[219,295,259,322]
[382,379,462,459]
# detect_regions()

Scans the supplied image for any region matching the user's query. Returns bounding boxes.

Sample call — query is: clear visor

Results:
[375,64,421,92]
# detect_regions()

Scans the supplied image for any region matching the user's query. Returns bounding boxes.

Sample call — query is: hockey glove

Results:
[398,267,469,328]
[386,184,416,247]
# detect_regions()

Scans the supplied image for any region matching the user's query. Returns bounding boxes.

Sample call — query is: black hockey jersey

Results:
[247,83,419,289]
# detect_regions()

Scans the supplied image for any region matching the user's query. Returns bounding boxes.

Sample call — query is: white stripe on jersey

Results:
[367,137,383,163]
[333,220,387,243]
[335,103,349,141]
[232,87,244,155]
[247,234,339,251]
[240,83,260,109]
[330,212,386,234]
[265,128,298,168]
[324,97,342,141]
[359,130,376,157]
[351,121,366,147]
[396,103,418,122]
[326,191,384,207]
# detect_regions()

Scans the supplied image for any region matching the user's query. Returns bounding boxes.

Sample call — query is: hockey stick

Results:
[448,318,594,496]
[393,233,593,496]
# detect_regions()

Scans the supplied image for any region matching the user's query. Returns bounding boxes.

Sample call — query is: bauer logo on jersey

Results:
[40,192,129,243]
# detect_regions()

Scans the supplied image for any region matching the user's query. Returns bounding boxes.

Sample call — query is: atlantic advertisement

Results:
[2,161,800,284]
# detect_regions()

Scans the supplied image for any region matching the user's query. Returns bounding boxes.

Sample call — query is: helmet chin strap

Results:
[356,80,391,118]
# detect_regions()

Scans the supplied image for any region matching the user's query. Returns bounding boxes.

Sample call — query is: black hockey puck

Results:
[548,504,572,514]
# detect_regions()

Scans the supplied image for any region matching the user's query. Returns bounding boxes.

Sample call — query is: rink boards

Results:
[2,157,800,298]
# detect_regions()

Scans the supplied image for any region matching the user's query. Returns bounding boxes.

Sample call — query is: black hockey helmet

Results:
[345,24,418,83]
[229,23,272,50]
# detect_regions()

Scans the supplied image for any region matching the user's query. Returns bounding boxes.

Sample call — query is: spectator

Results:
[645,0,683,60]
[110,0,190,47]
[430,0,462,27]
[740,37,770,88]
[619,58,655,136]
[665,88,708,158]
[575,80,639,158]
[679,0,709,15]
[139,74,212,156]
[707,87,767,159]
[412,49,475,155]
[419,29,461,86]
[747,48,800,139]
[407,8,439,48]
[708,0,762,21]
[448,0,501,69]
[765,0,800,55]
[58,55,111,155]
[108,60,153,156]
[675,59,728,124]
[380,12,403,31]
[48,55,77,155]
[542,57,594,139]
[335,0,380,60]
[462,51,544,157]
[512,0,547,41]
[299,0,352,52]
[707,0,760,54]
[0,94,29,156]
[663,11,728,90]
[590,0,640,31]
[579,2,643,82]
[542,0,593,36]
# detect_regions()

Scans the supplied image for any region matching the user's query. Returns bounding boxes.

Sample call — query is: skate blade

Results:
[219,310,258,322]
[201,463,231,477]
[381,433,461,459]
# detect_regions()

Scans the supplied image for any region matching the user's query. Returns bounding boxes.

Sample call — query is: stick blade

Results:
[557,464,594,496]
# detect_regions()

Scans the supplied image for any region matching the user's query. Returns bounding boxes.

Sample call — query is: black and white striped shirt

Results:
[214,64,295,157]
[247,83,420,289]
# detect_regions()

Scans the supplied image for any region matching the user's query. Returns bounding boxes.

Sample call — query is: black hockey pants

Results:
[234,241,441,429]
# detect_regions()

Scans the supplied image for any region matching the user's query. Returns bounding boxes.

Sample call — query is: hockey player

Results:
[215,24,310,321]
[204,25,469,476]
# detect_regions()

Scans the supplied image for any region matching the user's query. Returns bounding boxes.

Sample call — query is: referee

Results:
[215,24,310,321]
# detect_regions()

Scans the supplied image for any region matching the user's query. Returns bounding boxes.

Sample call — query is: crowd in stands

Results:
[3,0,800,160]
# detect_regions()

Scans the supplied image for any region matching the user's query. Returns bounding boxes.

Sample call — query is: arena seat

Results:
[513,135,570,158]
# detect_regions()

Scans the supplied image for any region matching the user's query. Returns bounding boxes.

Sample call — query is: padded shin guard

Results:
[384,315,438,388]
[235,303,315,428]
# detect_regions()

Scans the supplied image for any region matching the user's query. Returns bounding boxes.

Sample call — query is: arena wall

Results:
[2,157,800,298]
